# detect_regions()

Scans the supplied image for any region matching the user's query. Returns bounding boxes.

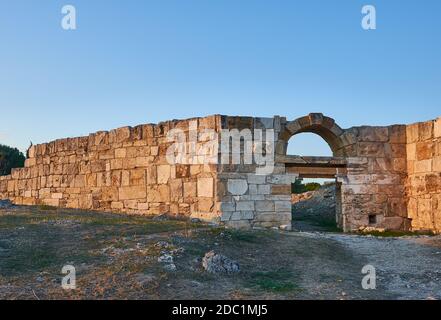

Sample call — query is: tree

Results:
[291,180,321,194]
[0,144,25,176]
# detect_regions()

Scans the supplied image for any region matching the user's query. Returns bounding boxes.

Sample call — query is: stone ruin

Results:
[1,113,441,233]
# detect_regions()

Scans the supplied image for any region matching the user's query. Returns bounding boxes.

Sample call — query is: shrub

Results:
[0,144,25,176]
[291,180,321,194]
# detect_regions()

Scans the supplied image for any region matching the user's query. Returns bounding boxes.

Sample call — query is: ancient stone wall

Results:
[1,113,440,233]
[406,118,441,232]
[0,116,222,221]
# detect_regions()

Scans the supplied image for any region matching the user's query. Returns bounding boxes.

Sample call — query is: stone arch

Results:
[279,113,347,157]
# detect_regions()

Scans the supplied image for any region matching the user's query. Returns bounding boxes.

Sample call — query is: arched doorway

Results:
[278,114,347,231]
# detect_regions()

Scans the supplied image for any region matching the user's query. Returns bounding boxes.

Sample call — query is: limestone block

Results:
[274,201,291,211]
[418,122,434,141]
[425,174,441,193]
[220,202,235,212]
[119,185,146,200]
[170,179,183,201]
[414,160,432,173]
[416,142,434,161]
[151,146,159,156]
[255,200,275,211]
[266,175,295,185]
[271,185,291,195]
[392,158,406,172]
[42,198,59,207]
[136,157,151,167]
[110,159,123,170]
[184,181,197,198]
[147,185,170,202]
[236,201,254,211]
[51,193,63,199]
[175,165,190,178]
[198,198,214,212]
[359,127,389,142]
[158,165,172,184]
[111,201,124,210]
[146,166,157,185]
[257,185,271,195]
[226,179,248,196]
[101,186,119,201]
[389,125,406,144]
[130,169,146,186]
[358,142,385,157]
[197,177,214,197]
[114,127,131,143]
[138,203,149,210]
[248,184,258,195]
[433,156,441,172]
[406,123,419,143]
[434,118,441,138]
[66,198,79,208]
[114,148,126,159]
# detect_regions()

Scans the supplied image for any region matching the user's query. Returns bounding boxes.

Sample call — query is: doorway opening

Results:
[291,178,342,232]
[285,132,344,232]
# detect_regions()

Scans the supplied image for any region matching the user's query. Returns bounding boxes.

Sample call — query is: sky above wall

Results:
[1,0,440,154]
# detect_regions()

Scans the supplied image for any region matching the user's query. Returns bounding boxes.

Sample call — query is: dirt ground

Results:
[1,204,441,300]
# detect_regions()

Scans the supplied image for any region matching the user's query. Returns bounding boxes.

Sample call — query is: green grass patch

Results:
[356,230,436,237]
[293,214,342,233]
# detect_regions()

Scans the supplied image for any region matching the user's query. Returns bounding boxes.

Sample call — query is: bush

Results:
[291,180,321,194]
[0,144,25,176]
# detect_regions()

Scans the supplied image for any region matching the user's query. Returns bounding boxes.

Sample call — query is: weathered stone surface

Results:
[2,113,441,234]
[197,177,213,197]
[227,179,248,195]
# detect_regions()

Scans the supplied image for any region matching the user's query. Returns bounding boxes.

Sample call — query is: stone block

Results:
[227,179,248,195]
[434,118,441,138]
[119,185,146,200]
[236,201,254,211]
[130,169,146,185]
[275,201,291,211]
[418,121,434,141]
[359,127,389,142]
[184,181,197,198]
[416,142,434,160]
[147,185,170,202]
[255,200,275,211]
[271,185,291,195]
[157,165,170,184]
[197,177,214,197]
[257,184,271,195]
[115,148,126,158]
[433,156,441,172]
[198,198,214,212]
[170,179,183,201]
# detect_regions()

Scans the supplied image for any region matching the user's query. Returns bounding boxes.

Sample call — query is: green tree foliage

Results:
[291,180,321,194]
[0,144,25,176]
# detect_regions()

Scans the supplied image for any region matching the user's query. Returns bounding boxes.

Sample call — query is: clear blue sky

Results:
[1,0,440,155]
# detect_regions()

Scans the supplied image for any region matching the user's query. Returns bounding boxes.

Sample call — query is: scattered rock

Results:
[190,218,201,223]
[158,254,173,264]
[202,251,240,274]
[134,273,156,288]
[163,263,177,272]
[154,241,170,249]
